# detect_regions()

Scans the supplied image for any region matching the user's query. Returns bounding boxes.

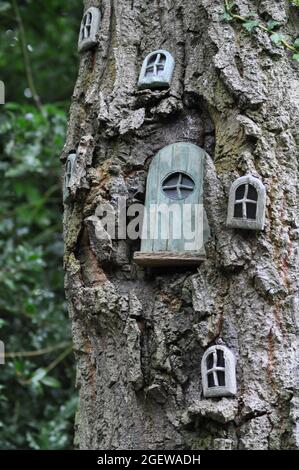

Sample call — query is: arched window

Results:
[227,175,266,230]
[81,12,93,41]
[63,153,77,204]
[138,50,175,90]
[201,345,237,398]
[78,7,101,52]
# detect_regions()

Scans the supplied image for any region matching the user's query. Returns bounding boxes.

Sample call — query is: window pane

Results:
[247,184,258,201]
[234,203,243,218]
[145,67,154,78]
[156,65,164,76]
[163,174,179,187]
[206,353,214,370]
[158,54,166,65]
[87,12,92,24]
[163,188,178,199]
[147,54,157,65]
[235,184,245,200]
[181,188,193,199]
[66,161,71,175]
[216,349,225,367]
[217,370,225,386]
[207,373,215,387]
[181,175,194,187]
[246,202,257,219]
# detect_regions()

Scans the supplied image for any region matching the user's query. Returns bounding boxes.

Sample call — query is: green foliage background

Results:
[0,0,82,449]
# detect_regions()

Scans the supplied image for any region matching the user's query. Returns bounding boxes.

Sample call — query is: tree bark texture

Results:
[62,0,299,450]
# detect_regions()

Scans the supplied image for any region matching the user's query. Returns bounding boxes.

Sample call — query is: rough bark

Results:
[62,0,299,450]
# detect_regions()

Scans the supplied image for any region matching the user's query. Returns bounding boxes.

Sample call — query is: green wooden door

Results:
[141,142,209,254]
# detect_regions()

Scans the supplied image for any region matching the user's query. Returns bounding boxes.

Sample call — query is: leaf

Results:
[220,12,233,22]
[3,278,16,291]
[246,11,258,18]
[13,359,24,373]
[294,38,299,48]
[3,102,20,111]
[270,33,285,44]
[226,1,236,10]
[0,2,11,13]
[31,368,47,384]
[267,19,280,31]
[243,20,260,32]
[41,376,61,389]
[293,53,299,61]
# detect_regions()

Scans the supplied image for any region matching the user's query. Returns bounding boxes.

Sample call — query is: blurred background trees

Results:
[0,0,81,449]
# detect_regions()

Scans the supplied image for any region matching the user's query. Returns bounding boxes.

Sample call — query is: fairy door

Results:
[134,142,210,267]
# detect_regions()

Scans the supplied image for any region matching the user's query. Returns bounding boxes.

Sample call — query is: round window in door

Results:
[162,172,195,200]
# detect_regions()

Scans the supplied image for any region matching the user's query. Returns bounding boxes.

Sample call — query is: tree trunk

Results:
[62,0,299,450]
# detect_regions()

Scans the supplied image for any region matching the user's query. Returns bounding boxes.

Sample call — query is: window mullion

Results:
[242,200,246,218]
[213,350,217,368]
[154,54,160,76]
[213,349,220,387]
[213,370,219,386]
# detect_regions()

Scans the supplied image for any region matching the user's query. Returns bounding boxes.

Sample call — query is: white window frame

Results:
[138,49,174,90]
[227,175,266,230]
[78,7,101,53]
[201,345,237,398]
